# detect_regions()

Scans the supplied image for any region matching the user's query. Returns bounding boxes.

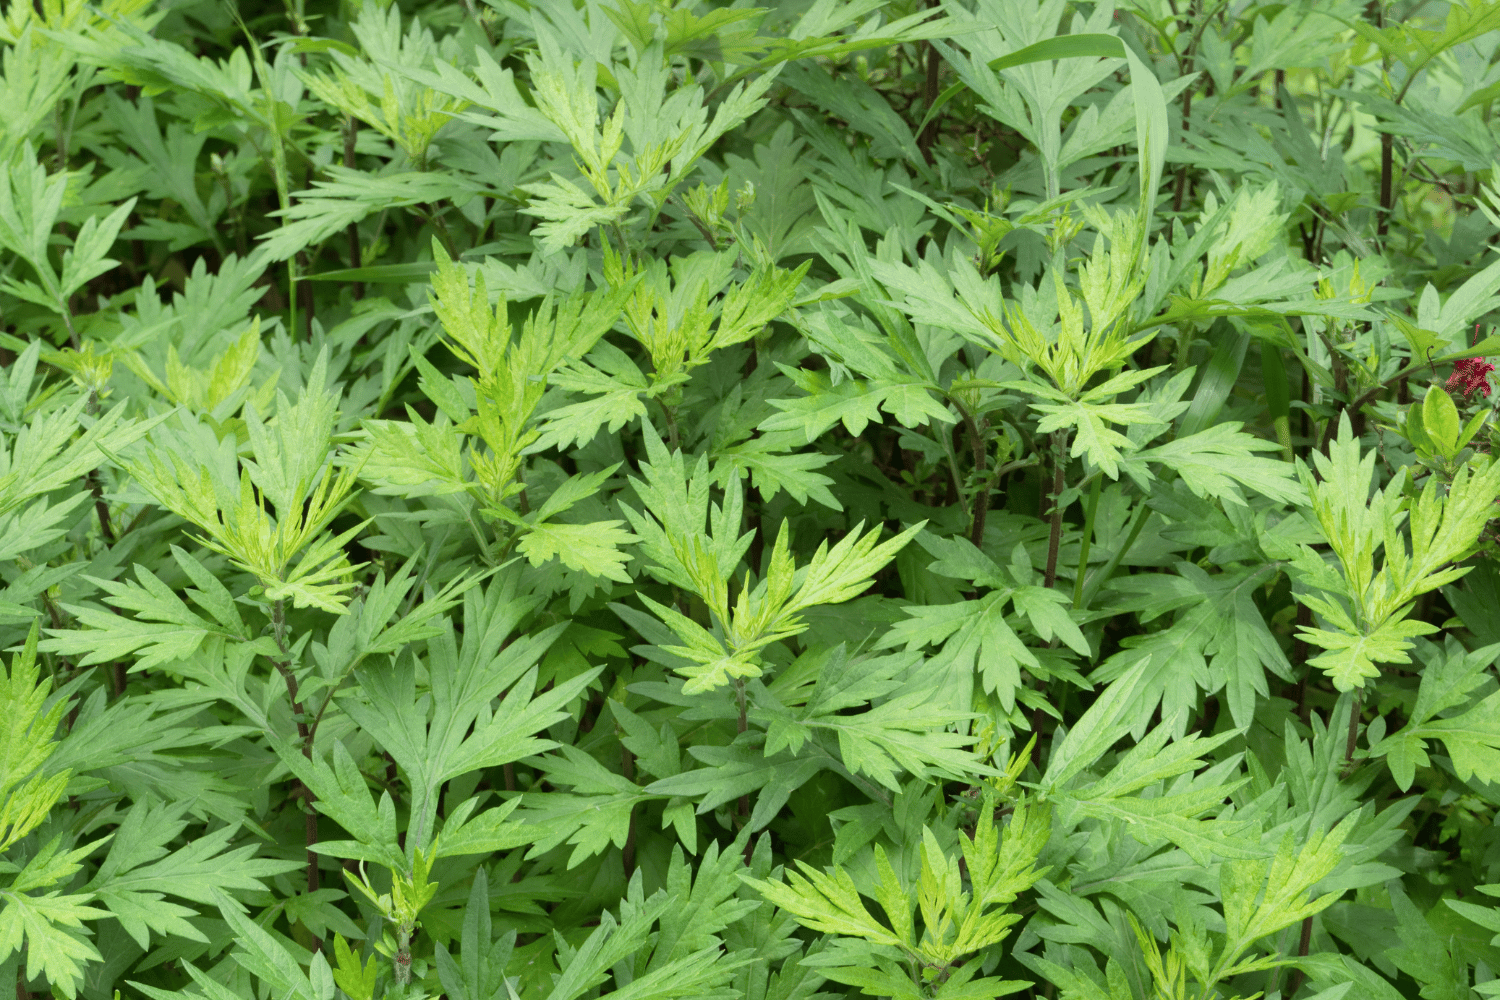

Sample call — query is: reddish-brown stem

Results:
[277,663,319,889]
[88,470,115,544]
[1319,352,1444,452]
[1172,85,1193,213]
[1366,1,1391,245]
[1285,914,1314,996]
[271,600,321,937]
[917,1,942,163]
[298,260,315,342]
[1377,130,1393,242]
[1293,603,1312,724]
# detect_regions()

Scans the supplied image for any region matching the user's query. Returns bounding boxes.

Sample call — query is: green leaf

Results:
[1370,642,1500,789]
[1302,616,1439,692]
[1031,399,1162,479]
[985,34,1127,73]
[877,594,1037,714]
[331,934,378,1000]
[517,520,637,583]
[304,262,437,283]
[84,799,300,949]
[330,588,599,856]
[646,739,825,833]
[1421,385,1461,456]
[516,745,654,868]
[740,861,903,947]
[0,884,106,1000]
[258,169,479,262]
[1217,826,1349,971]
[1178,324,1250,437]
[432,798,531,859]
[41,561,244,670]
[434,867,515,1000]
[1385,688,1500,789]
[357,410,470,498]
[711,437,841,510]
[1136,423,1304,506]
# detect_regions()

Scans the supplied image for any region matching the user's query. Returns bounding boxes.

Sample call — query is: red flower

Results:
[1447,357,1496,399]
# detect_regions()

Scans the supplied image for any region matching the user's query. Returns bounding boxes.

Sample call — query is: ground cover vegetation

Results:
[6,0,1500,996]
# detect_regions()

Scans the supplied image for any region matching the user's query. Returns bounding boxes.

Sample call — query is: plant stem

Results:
[516,464,531,516]
[271,600,322,910]
[622,743,637,880]
[610,221,631,262]
[83,391,115,544]
[1368,0,1392,246]
[298,252,315,341]
[1343,688,1363,773]
[1072,475,1101,608]
[422,203,460,258]
[1377,130,1393,243]
[1043,430,1068,589]
[935,425,969,524]
[344,117,363,300]
[917,3,942,164]
[960,407,990,547]
[286,258,298,347]
[669,195,718,250]
[1175,322,1195,372]
[1321,343,1488,452]
[1078,497,1148,611]
[88,470,114,544]
[657,398,681,451]
[1285,914,1314,997]
[1172,85,1193,213]
[736,678,749,823]
[1294,602,1313,724]
[394,928,412,986]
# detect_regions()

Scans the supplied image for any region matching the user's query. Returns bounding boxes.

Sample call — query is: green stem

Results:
[657,398,681,451]
[736,678,749,822]
[1072,474,1102,608]
[1079,499,1149,611]
[669,195,719,250]
[394,927,412,986]
[610,221,631,262]
[1175,322,1195,373]
[460,501,496,564]
[419,203,460,259]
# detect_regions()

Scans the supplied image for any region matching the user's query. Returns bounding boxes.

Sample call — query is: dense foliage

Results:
[6,0,1500,997]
